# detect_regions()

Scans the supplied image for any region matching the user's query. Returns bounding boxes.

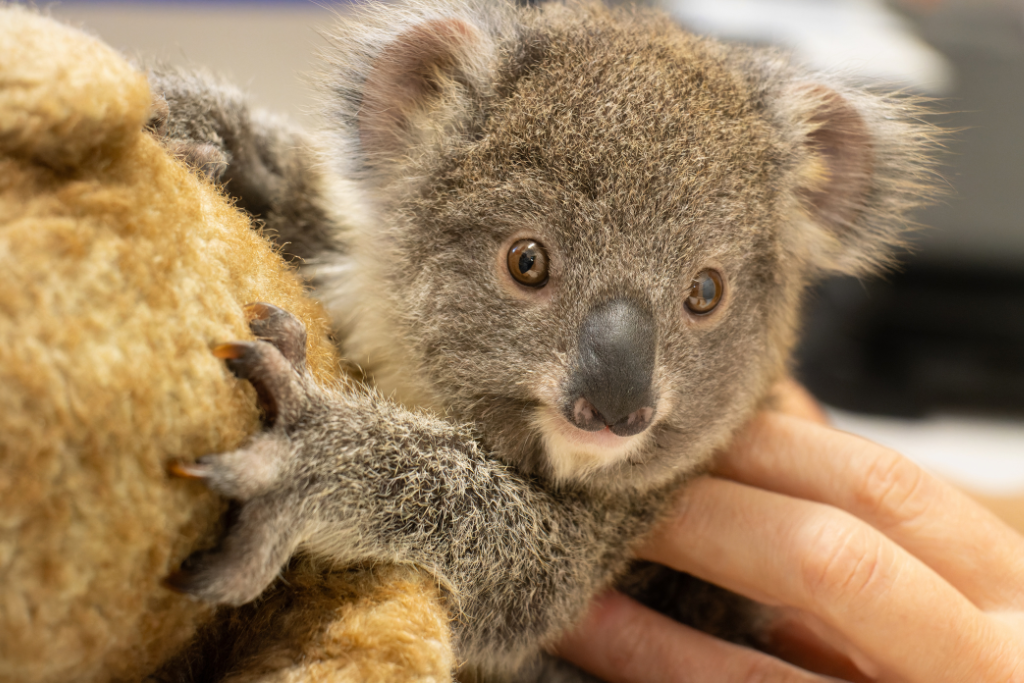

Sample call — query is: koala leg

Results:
[168,307,308,500]
[165,304,664,675]
[166,306,314,604]
[143,66,345,263]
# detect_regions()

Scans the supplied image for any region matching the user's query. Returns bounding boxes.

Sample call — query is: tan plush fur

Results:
[140,2,938,680]
[1,2,941,681]
[0,8,451,682]
[162,564,454,683]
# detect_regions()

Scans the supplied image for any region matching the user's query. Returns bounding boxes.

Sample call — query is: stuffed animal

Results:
[0,7,454,683]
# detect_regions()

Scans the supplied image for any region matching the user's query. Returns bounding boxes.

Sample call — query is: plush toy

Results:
[0,7,453,683]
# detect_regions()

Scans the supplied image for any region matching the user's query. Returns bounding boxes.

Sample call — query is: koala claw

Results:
[212,341,251,360]
[161,569,194,594]
[167,459,211,480]
[165,306,317,604]
[213,336,307,428]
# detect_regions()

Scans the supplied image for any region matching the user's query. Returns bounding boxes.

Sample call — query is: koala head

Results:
[320,1,936,493]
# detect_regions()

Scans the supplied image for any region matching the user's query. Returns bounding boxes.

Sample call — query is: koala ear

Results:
[783,83,935,277]
[794,85,873,233]
[358,18,491,163]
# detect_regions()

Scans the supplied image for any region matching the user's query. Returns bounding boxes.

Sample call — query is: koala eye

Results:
[685,270,724,314]
[507,239,549,287]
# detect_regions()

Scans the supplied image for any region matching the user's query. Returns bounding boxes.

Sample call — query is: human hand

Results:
[554,381,1024,682]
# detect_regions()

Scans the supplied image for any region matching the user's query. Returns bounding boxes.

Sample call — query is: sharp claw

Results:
[162,571,187,593]
[162,569,198,595]
[212,342,251,360]
[168,460,210,480]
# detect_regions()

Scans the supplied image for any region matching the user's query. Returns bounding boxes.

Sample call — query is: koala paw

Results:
[145,91,230,181]
[166,303,316,605]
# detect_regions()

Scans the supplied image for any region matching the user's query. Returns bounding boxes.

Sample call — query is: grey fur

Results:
[153,1,939,680]
[145,65,351,263]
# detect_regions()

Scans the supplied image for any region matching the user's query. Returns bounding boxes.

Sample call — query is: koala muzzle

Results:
[565,299,657,437]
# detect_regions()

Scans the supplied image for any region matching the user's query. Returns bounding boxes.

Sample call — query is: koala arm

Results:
[144,66,344,263]
[167,305,653,669]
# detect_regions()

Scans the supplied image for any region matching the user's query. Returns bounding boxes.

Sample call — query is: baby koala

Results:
[160,0,936,679]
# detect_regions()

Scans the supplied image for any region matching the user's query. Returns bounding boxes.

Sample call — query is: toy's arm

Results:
[167,304,649,668]
[144,67,343,263]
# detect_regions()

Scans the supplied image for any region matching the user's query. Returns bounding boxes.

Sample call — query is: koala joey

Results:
[154,0,937,679]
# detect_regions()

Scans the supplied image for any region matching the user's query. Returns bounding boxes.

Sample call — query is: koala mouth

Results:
[536,405,653,481]
[553,411,643,447]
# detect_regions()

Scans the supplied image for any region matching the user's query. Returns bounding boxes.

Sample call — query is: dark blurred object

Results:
[795,262,1024,418]
[796,1,1024,418]
[907,0,1024,269]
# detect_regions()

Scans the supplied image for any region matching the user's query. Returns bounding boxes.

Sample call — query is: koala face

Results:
[343,35,795,492]
[324,2,934,493]
[390,134,789,489]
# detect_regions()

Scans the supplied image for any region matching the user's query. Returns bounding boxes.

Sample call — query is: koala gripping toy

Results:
[0,7,453,683]
[135,1,938,681]
[1,1,940,682]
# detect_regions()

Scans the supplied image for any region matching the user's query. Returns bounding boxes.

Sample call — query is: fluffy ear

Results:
[783,83,937,277]
[794,85,874,234]
[357,18,492,165]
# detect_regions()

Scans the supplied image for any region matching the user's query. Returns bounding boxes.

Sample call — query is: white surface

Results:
[828,409,1024,495]
[667,0,954,93]
[48,3,334,123]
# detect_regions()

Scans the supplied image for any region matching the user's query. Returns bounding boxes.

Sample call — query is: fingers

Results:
[716,412,1024,610]
[553,591,840,683]
[768,378,831,425]
[765,608,875,682]
[639,477,1021,683]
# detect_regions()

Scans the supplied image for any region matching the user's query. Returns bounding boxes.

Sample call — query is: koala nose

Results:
[565,299,657,437]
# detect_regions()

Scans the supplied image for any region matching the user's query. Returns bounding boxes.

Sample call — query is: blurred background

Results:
[33,0,1024,498]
